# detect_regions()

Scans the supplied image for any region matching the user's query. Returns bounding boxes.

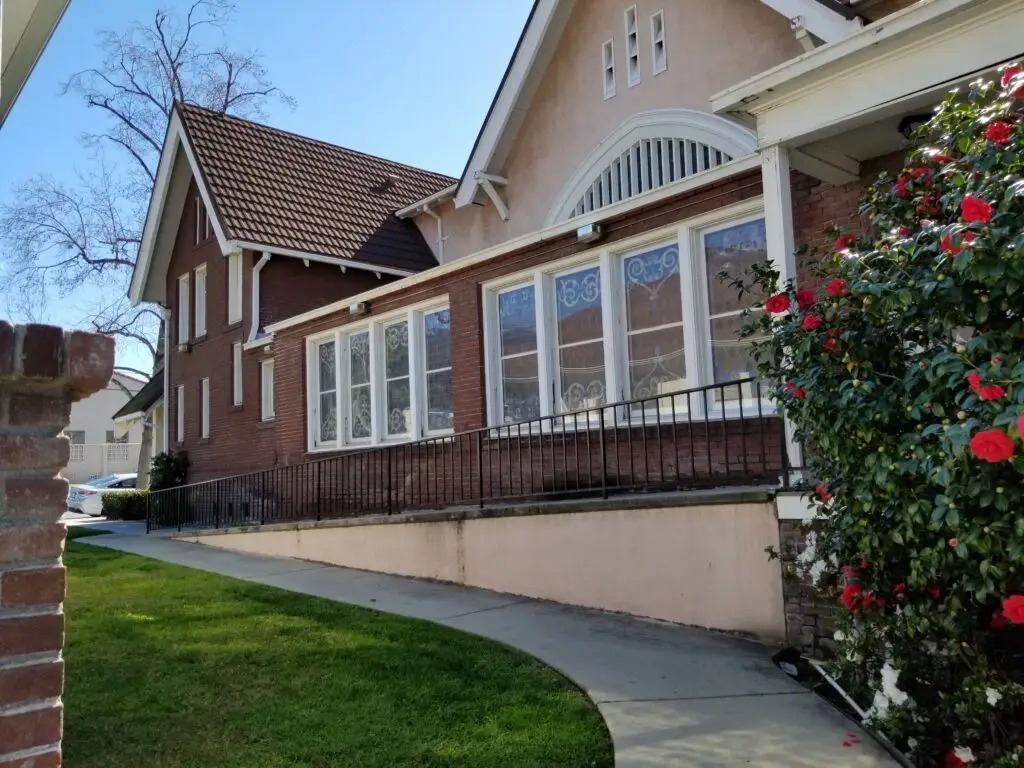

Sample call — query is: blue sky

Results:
[0,0,532,374]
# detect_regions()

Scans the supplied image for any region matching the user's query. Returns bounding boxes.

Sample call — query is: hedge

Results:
[101,490,149,521]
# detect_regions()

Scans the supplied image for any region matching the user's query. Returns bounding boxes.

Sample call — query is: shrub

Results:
[150,450,189,491]
[738,69,1024,765]
[101,490,150,521]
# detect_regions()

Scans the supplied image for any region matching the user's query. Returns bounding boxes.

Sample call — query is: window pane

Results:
[710,312,765,388]
[704,219,767,315]
[624,244,681,331]
[555,266,603,345]
[350,332,370,386]
[318,341,336,394]
[501,354,540,423]
[498,286,537,357]
[319,392,337,442]
[351,385,372,439]
[425,310,451,371]
[628,326,686,399]
[558,341,606,411]
[426,370,453,431]
[385,321,409,378]
[386,379,411,435]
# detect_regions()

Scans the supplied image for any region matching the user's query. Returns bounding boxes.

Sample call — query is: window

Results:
[176,384,185,442]
[261,359,275,421]
[227,252,243,324]
[200,377,210,438]
[194,264,207,338]
[195,197,212,244]
[305,303,453,452]
[651,10,666,75]
[602,39,615,99]
[483,205,769,426]
[177,274,190,344]
[66,430,85,463]
[105,431,129,461]
[232,343,243,405]
[624,6,640,87]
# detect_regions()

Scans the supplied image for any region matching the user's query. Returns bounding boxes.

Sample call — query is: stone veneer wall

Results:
[0,323,114,768]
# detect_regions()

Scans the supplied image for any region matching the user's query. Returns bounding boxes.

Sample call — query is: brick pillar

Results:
[0,323,114,768]
[449,277,486,432]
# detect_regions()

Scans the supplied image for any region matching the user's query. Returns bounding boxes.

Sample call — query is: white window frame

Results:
[200,377,210,438]
[227,252,243,324]
[232,343,243,405]
[194,198,203,246]
[304,299,452,453]
[261,359,275,422]
[624,5,641,88]
[602,39,616,100]
[651,10,666,75]
[422,307,454,435]
[482,198,771,428]
[176,384,185,443]
[177,274,190,344]
[194,264,207,338]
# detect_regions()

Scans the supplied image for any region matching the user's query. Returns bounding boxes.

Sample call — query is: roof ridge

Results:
[175,102,456,184]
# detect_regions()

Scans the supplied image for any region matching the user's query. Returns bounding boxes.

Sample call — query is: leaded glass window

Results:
[384,320,411,436]
[555,265,605,412]
[497,284,540,423]
[317,340,337,443]
[424,309,453,432]
[348,330,372,440]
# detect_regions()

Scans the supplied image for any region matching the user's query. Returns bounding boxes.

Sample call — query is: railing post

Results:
[386,447,393,515]
[476,431,484,509]
[316,461,322,521]
[145,491,151,535]
[176,488,182,533]
[214,484,221,529]
[260,471,266,525]
[599,406,608,499]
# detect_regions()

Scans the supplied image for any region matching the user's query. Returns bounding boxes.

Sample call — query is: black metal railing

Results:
[147,378,788,533]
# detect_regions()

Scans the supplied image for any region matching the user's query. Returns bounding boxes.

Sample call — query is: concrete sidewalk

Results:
[76,527,895,768]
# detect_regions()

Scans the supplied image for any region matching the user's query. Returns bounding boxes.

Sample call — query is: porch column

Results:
[760,145,805,477]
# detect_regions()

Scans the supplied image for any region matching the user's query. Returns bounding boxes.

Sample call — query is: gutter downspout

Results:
[248,251,272,343]
[161,307,171,454]
[419,206,446,263]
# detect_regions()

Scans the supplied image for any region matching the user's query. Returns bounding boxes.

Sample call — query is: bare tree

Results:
[0,0,291,481]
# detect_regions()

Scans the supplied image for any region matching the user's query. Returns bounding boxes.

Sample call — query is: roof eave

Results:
[394,184,458,219]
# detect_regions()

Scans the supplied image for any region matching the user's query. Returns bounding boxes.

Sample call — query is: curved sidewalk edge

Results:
[75,529,896,768]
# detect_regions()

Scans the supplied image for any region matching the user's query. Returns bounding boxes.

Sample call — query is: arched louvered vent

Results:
[568,137,732,219]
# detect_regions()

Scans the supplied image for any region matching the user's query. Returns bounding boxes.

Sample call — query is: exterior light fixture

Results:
[576,222,603,244]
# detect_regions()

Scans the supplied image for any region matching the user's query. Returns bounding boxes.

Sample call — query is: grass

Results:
[66,526,108,540]
[63,540,613,768]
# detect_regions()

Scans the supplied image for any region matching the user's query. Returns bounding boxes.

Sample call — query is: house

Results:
[62,372,145,484]
[129,0,1018,646]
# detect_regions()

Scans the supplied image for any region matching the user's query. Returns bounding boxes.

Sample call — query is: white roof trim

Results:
[267,153,760,334]
[227,242,418,278]
[394,184,458,219]
[129,109,231,306]
[545,109,757,226]
[756,0,862,43]
[453,0,574,210]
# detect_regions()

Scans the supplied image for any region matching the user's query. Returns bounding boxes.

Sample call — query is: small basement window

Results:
[651,10,666,75]
[602,39,615,99]
[625,6,640,87]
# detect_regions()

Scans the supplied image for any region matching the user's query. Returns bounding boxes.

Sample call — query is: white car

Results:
[67,474,138,516]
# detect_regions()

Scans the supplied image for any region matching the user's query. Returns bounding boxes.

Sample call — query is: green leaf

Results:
[945,508,960,527]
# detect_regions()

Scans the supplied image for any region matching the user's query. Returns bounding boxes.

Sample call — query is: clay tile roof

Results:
[177,103,455,273]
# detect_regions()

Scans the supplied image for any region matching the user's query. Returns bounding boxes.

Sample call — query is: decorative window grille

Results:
[384,320,411,436]
[602,39,615,99]
[625,6,641,87]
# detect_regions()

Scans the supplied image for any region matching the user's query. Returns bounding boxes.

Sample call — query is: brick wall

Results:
[779,520,838,657]
[0,323,114,768]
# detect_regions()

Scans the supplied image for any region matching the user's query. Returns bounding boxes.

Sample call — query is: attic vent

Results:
[568,137,731,219]
[370,174,399,195]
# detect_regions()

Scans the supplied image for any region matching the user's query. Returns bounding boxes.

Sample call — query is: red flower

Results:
[765,294,791,313]
[978,384,1005,401]
[894,176,910,198]
[967,371,981,392]
[841,583,864,612]
[792,388,806,400]
[898,227,912,237]
[961,195,993,223]
[840,564,857,579]
[969,429,1015,462]
[932,153,954,165]
[894,583,905,594]
[795,289,815,310]
[816,483,831,503]
[825,279,848,298]
[802,314,822,331]
[823,337,838,353]
[948,538,959,548]
[985,121,1013,145]
[945,749,971,768]
[991,610,1008,629]
[928,586,942,600]
[909,167,929,179]
[1002,65,1022,89]
[1003,595,1024,624]
[941,232,975,256]
[834,233,856,251]
[874,596,888,609]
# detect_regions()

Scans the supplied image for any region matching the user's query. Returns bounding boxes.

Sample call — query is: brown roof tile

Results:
[177,103,454,273]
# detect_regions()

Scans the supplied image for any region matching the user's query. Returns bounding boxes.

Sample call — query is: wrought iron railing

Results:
[147,378,789,533]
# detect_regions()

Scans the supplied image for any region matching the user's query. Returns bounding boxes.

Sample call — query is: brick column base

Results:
[0,323,114,768]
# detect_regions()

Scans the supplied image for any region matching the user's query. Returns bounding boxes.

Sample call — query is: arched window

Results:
[546,109,757,226]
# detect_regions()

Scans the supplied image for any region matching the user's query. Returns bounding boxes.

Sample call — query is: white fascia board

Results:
[756,0,862,43]
[452,0,567,210]
[394,184,458,219]
[129,109,231,306]
[711,0,978,119]
[0,0,70,128]
[753,0,1024,148]
[267,153,761,334]
[228,241,417,278]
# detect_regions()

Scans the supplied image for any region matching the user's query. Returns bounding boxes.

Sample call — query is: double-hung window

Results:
[306,302,451,452]
[177,274,190,344]
[496,285,541,424]
[194,264,207,338]
[554,265,606,412]
[227,252,243,324]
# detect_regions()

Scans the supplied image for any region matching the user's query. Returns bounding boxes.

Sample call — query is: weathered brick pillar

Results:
[0,323,114,768]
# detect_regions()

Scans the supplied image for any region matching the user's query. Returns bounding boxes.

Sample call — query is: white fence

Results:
[65,443,141,484]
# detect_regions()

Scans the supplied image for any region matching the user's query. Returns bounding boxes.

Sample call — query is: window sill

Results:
[231,403,244,411]
[224,321,243,331]
[190,334,208,346]
[259,418,276,428]
[307,430,457,456]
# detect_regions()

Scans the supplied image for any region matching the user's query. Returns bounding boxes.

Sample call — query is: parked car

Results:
[67,474,138,516]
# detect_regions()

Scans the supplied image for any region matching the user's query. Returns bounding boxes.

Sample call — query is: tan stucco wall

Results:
[192,502,787,640]
[413,0,802,263]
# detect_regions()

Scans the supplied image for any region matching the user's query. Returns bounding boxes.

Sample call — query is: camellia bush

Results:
[739,68,1024,766]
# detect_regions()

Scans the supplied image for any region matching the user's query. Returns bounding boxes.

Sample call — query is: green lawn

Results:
[63,539,613,768]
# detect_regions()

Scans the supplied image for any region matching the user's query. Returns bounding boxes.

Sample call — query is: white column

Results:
[760,145,805,478]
